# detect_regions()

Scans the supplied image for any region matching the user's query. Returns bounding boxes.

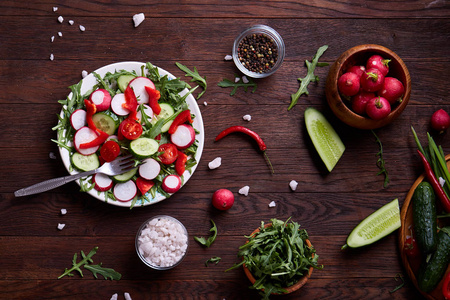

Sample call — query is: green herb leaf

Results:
[84,263,122,280]
[175,62,207,99]
[218,76,257,96]
[205,256,221,267]
[288,45,329,110]
[194,219,217,247]
[372,130,390,188]
[389,273,405,293]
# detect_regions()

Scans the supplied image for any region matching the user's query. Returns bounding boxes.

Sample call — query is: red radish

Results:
[351,91,375,115]
[136,177,154,195]
[114,180,137,202]
[89,89,111,111]
[430,109,450,132]
[73,126,100,155]
[128,76,155,105]
[70,109,87,130]
[212,189,234,211]
[366,54,390,76]
[136,104,154,124]
[360,68,385,92]
[93,173,113,192]
[365,96,391,120]
[378,77,405,104]
[162,174,182,193]
[111,93,130,116]
[139,158,161,180]
[170,124,196,149]
[338,72,360,97]
[347,65,366,78]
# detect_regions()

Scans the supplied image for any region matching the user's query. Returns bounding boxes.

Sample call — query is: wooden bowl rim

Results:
[325,44,411,130]
[242,223,314,295]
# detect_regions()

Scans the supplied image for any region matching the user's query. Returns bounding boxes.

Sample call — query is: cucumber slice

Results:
[112,167,138,183]
[71,152,100,172]
[342,198,401,249]
[92,111,119,135]
[117,74,136,92]
[305,107,345,172]
[129,137,159,159]
[151,103,175,133]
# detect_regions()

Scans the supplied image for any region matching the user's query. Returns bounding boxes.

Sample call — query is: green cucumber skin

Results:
[417,228,450,293]
[412,181,438,254]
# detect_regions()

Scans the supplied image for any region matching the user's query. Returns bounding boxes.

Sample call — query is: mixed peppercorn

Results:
[237,33,278,74]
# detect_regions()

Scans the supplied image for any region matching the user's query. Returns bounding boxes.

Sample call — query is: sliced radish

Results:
[73,126,100,155]
[93,173,113,192]
[70,109,87,130]
[128,76,155,105]
[136,104,154,124]
[170,124,195,149]
[114,180,137,202]
[162,174,182,193]
[139,158,161,180]
[111,93,130,116]
[89,89,111,111]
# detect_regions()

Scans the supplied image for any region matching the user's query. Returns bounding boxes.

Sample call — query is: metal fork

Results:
[14,155,136,197]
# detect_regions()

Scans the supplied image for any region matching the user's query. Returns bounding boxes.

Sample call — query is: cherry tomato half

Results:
[120,119,143,140]
[100,140,121,162]
[158,143,179,165]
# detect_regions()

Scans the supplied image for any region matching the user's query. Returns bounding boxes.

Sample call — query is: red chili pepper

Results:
[175,150,188,176]
[215,126,273,173]
[145,86,161,115]
[124,86,138,120]
[168,109,193,134]
[417,150,450,213]
[79,99,109,149]
[443,271,450,300]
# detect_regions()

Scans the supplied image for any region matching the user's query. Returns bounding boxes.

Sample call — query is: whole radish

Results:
[430,109,450,132]
[347,65,366,78]
[351,91,375,115]
[379,77,405,104]
[366,96,391,120]
[212,189,234,210]
[338,72,361,97]
[360,68,385,92]
[366,54,390,76]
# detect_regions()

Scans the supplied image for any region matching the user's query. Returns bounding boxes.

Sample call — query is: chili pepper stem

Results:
[264,151,274,174]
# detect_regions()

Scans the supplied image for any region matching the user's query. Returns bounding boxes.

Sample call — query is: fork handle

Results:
[14,170,96,197]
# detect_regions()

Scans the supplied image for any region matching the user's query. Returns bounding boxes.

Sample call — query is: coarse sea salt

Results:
[133,13,145,27]
[51,35,55,42]
[208,157,222,169]
[57,223,65,230]
[58,16,64,23]
[137,217,188,268]
[81,70,88,78]
[243,114,251,122]
[50,53,54,61]
[53,7,58,12]
[239,186,250,196]
[268,201,276,208]
[58,31,62,37]
[79,25,86,32]
[242,76,249,84]
[439,176,446,187]
[124,292,132,300]
[60,208,67,215]
[203,101,208,106]
[224,54,232,61]
[110,294,118,300]
[69,20,74,25]
[289,180,298,191]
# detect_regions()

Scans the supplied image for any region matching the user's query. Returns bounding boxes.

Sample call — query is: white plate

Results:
[58,61,204,207]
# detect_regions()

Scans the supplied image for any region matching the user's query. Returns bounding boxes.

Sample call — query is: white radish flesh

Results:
[162,174,182,193]
[170,124,195,149]
[70,109,87,131]
[93,173,113,192]
[111,93,130,116]
[139,158,161,180]
[73,126,100,155]
[136,104,154,124]
[114,180,137,202]
[128,76,155,105]
[89,89,111,111]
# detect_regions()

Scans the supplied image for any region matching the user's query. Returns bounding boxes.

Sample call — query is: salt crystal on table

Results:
[81,70,88,78]
[268,201,276,207]
[60,208,67,215]
[110,294,118,300]
[50,54,54,61]
[203,102,207,106]
[79,25,85,32]
[234,77,240,83]
[243,114,251,121]
[289,180,298,191]
[69,20,74,25]
[49,152,56,159]
[242,76,249,83]
[208,157,222,169]
[57,16,63,23]
[58,32,62,37]
[57,223,65,230]
[53,7,58,12]
[133,13,145,27]
[239,186,250,196]
[51,36,54,42]
[124,292,132,300]
[224,55,232,61]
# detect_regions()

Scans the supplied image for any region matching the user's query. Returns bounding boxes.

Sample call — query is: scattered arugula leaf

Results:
[288,45,329,110]
[175,62,207,99]
[194,219,217,247]
[218,76,257,96]
[372,130,390,188]
[205,256,221,267]
[58,247,121,280]
[389,273,405,293]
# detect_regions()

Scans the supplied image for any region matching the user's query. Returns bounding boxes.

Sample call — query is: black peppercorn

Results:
[237,33,278,74]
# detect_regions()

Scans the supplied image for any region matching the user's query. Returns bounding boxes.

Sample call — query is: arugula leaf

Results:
[372,130,390,188]
[84,263,122,280]
[218,76,257,96]
[194,219,217,247]
[175,62,207,99]
[288,45,329,110]
[205,256,221,267]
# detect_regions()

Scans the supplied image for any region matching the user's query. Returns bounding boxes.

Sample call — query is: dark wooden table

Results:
[1,1,449,299]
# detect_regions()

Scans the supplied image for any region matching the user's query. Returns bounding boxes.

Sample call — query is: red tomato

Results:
[100,140,121,162]
[120,119,143,140]
[404,235,420,258]
[158,143,179,165]
[443,271,450,300]
[136,177,154,195]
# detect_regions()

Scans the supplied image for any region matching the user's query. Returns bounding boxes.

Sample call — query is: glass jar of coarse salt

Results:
[135,215,189,270]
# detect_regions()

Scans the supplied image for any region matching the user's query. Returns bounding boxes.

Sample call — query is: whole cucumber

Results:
[412,181,438,254]
[417,228,450,293]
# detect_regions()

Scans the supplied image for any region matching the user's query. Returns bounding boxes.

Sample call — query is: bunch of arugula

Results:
[227,218,323,299]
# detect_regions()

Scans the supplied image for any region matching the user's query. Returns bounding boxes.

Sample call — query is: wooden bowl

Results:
[242,224,314,295]
[399,154,450,300]
[326,44,411,130]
